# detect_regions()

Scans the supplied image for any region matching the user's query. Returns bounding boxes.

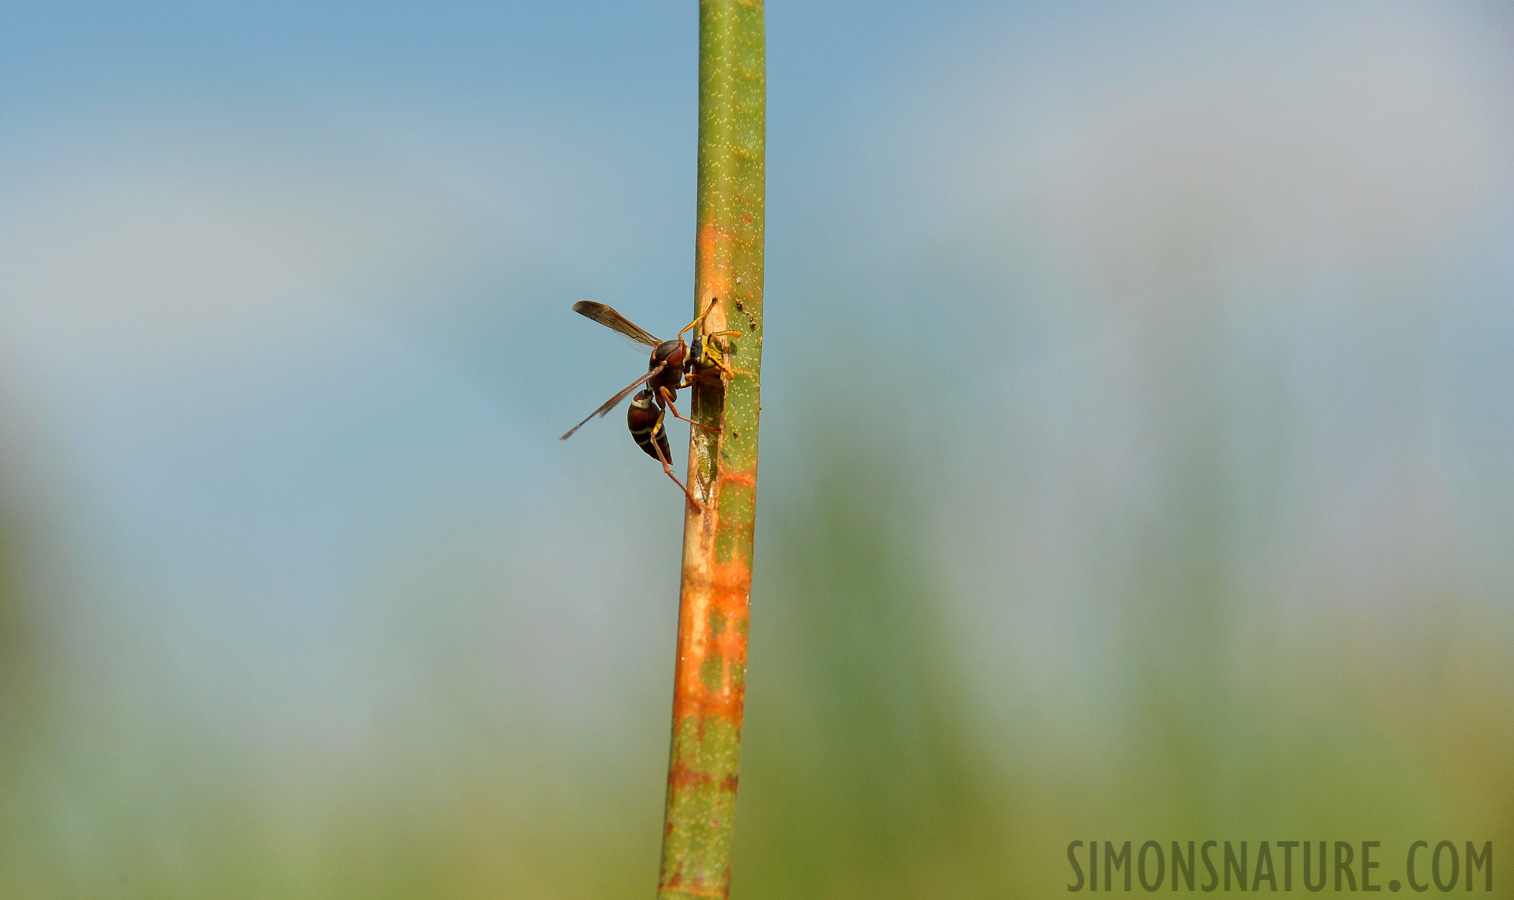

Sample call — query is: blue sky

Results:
[2,0,1512,760]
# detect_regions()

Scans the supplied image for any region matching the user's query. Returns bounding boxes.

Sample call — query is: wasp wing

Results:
[572,301,663,348]
[560,363,668,440]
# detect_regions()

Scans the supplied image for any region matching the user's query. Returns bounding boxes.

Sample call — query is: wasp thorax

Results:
[652,339,686,368]
[648,339,688,399]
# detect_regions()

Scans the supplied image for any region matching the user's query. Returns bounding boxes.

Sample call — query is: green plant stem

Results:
[656,0,764,897]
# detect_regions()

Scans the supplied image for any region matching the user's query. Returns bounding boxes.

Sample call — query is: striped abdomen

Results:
[627,389,671,462]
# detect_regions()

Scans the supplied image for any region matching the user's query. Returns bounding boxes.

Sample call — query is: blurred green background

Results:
[2,1,1512,896]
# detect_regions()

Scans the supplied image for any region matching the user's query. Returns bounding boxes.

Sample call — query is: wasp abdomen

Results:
[628,389,672,462]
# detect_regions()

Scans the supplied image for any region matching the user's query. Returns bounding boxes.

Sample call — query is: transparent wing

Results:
[560,363,667,440]
[572,301,663,348]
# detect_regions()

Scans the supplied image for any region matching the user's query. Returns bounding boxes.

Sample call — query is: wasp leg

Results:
[678,366,734,390]
[659,388,718,432]
[679,352,738,386]
[699,355,737,383]
[648,428,703,510]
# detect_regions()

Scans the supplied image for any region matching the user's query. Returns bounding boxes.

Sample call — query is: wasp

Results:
[561,298,737,507]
